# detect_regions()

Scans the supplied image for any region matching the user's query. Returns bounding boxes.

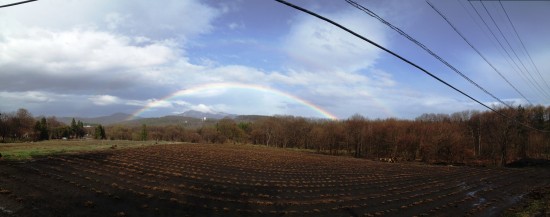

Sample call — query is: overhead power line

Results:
[425,0,532,105]
[480,1,550,99]
[345,0,513,109]
[473,1,550,100]
[456,0,508,60]
[0,0,37,8]
[466,1,547,101]
[498,1,550,92]
[274,0,548,133]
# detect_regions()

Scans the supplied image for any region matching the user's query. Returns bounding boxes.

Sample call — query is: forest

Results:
[2,105,550,166]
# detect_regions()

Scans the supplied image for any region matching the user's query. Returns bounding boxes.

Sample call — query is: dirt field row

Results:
[0,143,548,216]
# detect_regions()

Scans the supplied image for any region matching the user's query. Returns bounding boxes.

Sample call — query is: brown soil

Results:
[0,143,548,217]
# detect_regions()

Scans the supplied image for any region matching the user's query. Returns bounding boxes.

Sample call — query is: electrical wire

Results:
[479,1,550,100]
[426,0,532,105]
[498,1,550,91]
[346,0,514,109]
[274,0,548,133]
[481,1,550,98]
[457,0,509,62]
[467,1,549,101]
[0,0,37,8]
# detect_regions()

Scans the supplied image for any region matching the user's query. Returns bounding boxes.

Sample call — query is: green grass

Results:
[517,200,548,216]
[504,188,550,217]
[0,140,178,160]
[505,200,548,217]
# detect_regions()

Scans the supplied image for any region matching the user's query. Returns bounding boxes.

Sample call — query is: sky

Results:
[1,0,549,120]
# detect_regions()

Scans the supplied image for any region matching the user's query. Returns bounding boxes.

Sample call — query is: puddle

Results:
[510,194,525,203]
[467,187,488,207]
[0,206,13,214]
[466,190,478,197]
[473,197,486,206]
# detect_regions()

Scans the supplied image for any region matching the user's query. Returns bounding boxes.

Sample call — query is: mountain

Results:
[54,111,268,128]
[112,115,222,128]
[234,115,270,122]
[59,113,136,125]
[180,110,237,120]
[109,113,271,128]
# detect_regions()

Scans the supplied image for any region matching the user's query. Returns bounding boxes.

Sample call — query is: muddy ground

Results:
[0,143,548,216]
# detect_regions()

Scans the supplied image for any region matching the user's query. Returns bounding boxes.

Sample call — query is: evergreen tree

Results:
[77,121,85,138]
[70,118,77,138]
[95,125,106,140]
[34,120,41,140]
[62,126,70,138]
[0,113,6,142]
[94,125,101,139]
[140,124,148,141]
[100,125,106,139]
[34,117,49,140]
[70,119,86,139]
[40,117,49,140]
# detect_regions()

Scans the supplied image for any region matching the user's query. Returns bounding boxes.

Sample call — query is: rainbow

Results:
[127,82,339,120]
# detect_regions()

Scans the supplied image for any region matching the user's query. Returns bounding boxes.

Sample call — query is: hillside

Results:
[179,110,237,119]
[110,115,217,128]
[54,110,276,128]
[110,114,270,128]
[58,113,135,125]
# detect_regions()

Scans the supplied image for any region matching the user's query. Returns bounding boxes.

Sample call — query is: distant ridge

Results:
[112,115,214,128]
[179,110,237,120]
[59,113,135,125]
[56,111,271,128]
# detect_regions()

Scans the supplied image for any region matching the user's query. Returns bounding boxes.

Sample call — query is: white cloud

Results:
[104,12,128,30]
[0,91,55,103]
[0,0,221,40]
[171,100,191,107]
[89,95,120,106]
[190,104,216,113]
[125,100,148,107]
[0,28,176,72]
[0,0,222,96]
[0,28,180,94]
[0,91,93,116]
[283,9,387,73]
[138,99,174,109]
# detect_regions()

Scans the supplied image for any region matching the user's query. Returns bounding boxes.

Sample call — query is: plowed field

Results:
[0,143,548,216]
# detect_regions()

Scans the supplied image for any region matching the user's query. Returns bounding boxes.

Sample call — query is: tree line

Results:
[108,105,550,166]
[2,106,550,166]
[0,108,106,142]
